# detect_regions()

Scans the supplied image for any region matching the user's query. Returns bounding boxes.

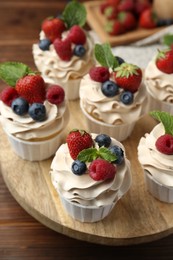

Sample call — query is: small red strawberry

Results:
[46,84,65,105]
[15,75,46,104]
[89,159,117,181]
[104,5,118,20]
[155,134,173,155]
[118,11,137,31]
[117,0,135,12]
[135,0,151,16]
[100,2,111,14]
[66,129,93,160]
[42,17,66,42]
[53,38,72,61]
[113,63,142,93]
[105,20,125,36]
[156,49,173,74]
[139,8,157,29]
[0,87,19,106]
[89,66,110,83]
[68,25,86,45]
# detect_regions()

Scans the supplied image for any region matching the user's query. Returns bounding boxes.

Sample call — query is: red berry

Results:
[118,11,137,31]
[53,38,72,61]
[15,75,46,104]
[139,8,157,29]
[68,25,86,45]
[42,17,66,42]
[156,49,173,74]
[46,85,65,105]
[89,159,117,181]
[66,129,93,160]
[135,0,151,16]
[104,5,118,20]
[117,0,135,12]
[0,87,19,106]
[89,66,110,83]
[155,134,173,155]
[105,19,125,35]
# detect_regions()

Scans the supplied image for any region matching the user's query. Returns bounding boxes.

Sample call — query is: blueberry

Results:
[28,103,46,121]
[73,45,86,57]
[11,97,29,116]
[101,80,119,97]
[71,160,87,175]
[115,56,125,65]
[95,134,111,147]
[120,91,133,105]
[39,39,51,51]
[109,145,124,165]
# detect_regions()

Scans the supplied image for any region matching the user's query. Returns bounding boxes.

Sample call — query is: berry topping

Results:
[95,134,111,148]
[0,87,19,106]
[109,145,124,165]
[46,85,65,105]
[71,160,87,175]
[89,159,117,181]
[28,103,47,122]
[101,80,119,97]
[89,66,110,83]
[11,97,29,116]
[16,74,46,104]
[53,38,73,61]
[113,63,142,93]
[66,129,93,160]
[115,56,125,66]
[73,45,86,57]
[42,17,66,42]
[156,48,173,74]
[38,38,51,51]
[155,134,173,155]
[68,25,86,45]
[120,90,133,105]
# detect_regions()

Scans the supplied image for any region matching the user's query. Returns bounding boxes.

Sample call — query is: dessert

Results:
[144,47,173,113]
[50,129,131,222]
[138,111,173,203]
[0,62,69,161]
[32,1,95,100]
[79,43,148,141]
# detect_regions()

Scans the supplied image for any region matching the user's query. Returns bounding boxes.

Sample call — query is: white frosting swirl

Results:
[145,58,173,103]
[79,74,147,125]
[138,123,173,187]
[50,134,131,207]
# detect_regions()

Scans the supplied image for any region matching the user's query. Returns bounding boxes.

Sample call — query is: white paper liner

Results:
[144,170,173,203]
[59,193,116,223]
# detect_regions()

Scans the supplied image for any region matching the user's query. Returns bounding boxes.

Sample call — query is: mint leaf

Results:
[163,34,173,47]
[0,62,33,87]
[94,43,119,70]
[98,147,117,162]
[150,111,173,135]
[77,148,98,162]
[62,1,86,29]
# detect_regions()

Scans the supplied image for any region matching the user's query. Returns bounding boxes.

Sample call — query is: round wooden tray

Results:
[1,100,173,246]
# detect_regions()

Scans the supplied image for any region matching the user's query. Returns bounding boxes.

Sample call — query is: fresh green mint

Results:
[150,111,173,136]
[94,43,119,70]
[62,0,86,29]
[163,34,173,47]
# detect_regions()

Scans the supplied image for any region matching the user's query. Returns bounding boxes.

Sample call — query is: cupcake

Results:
[0,62,69,161]
[138,110,173,203]
[32,1,95,100]
[79,43,148,141]
[50,129,132,222]
[144,47,173,113]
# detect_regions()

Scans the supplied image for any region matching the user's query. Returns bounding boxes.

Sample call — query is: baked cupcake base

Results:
[147,92,173,114]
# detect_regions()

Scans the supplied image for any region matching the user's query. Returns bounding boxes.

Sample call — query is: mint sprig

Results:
[0,62,33,87]
[62,1,86,29]
[77,147,117,163]
[150,111,173,136]
[163,34,173,47]
[94,43,119,70]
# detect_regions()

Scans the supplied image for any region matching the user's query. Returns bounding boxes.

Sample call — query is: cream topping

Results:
[50,134,131,207]
[138,123,173,187]
[79,74,147,125]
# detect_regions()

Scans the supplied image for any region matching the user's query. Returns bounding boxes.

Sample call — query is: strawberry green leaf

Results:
[0,62,33,87]
[163,34,173,47]
[150,111,173,136]
[62,1,86,29]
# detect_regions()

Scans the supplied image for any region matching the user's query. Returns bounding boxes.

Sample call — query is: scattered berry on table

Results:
[71,160,87,175]
[39,39,51,51]
[120,90,133,104]
[0,87,19,106]
[53,38,73,61]
[28,103,47,122]
[46,85,65,105]
[73,45,86,57]
[11,97,29,116]
[109,145,124,165]
[89,66,110,83]
[101,80,119,97]
[95,134,112,147]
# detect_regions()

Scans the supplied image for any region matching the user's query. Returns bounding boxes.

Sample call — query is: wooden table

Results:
[1,0,173,259]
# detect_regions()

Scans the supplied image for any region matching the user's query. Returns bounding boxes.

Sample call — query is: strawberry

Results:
[46,85,65,105]
[117,0,135,12]
[105,19,125,35]
[156,49,173,74]
[100,2,111,14]
[113,63,142,93]
[66,129,93,160]
[15,75,46,104]
[42,17,66,42]
[0,87,19,106]
[139,8,157,29]
[68,25,86,45]
[53,38,72,61]
[89,159,117,181]
[135,0,151,16]
[155,134,173,155]
[118,11,137,31]
[89,66,110,83]
[104,5,118,20]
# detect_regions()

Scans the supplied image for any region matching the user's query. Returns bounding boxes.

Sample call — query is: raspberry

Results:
[89,66,110,83]
[155,134,173,155]
[53,38,72,61]
[89,159,116,181]
[0,87,19,106]
[68,25,86,45]
[46,85,65,105]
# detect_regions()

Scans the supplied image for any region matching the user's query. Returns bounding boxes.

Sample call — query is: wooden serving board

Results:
[84,1,165,46]
[1,100,173,246]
